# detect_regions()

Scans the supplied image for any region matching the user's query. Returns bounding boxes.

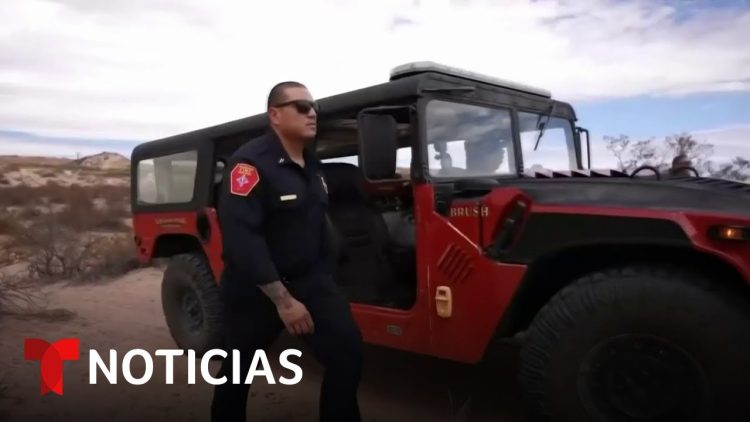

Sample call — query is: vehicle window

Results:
[396,147,412,178]
[426,100,514,178]
[320,147,412,178]
[518,112,577,172]
[137,150,198,204]
[321,155,359,166]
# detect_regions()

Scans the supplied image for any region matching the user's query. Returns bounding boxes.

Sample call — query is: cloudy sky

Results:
[0,0,748,167]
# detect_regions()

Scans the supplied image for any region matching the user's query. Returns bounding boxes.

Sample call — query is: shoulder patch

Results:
[230,163,260,196]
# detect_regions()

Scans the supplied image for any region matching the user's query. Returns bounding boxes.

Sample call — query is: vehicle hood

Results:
[507,170,750,217]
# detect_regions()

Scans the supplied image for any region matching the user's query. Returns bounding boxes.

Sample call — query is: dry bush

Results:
[0,174,9,185]
[18,206,42,220]
[81,235,144,280]
[54,185,131,233]
[0,213,17,235]
[0,272,40,315]
[15,218,93,280]
[89,185,130,207]
[14,211,142,282]
[0,185,35,207]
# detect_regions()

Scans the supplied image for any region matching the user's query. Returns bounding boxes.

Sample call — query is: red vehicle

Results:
[130,62,750,421]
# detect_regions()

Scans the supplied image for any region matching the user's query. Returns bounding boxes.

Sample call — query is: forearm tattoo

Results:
[258,281,293,309]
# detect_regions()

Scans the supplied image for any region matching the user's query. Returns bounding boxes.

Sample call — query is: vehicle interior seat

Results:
[320,162,395,304]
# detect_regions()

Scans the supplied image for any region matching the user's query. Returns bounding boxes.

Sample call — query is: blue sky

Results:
[0,0,748,168]
[576,92,750,139]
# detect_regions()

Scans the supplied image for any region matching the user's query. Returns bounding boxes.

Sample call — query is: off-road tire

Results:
[519,265,750,422]
[161,252,224,355]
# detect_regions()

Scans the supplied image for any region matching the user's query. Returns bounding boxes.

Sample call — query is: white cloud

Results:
[0,132,136,158]
[0,0,748,143]
[690,124,750,162]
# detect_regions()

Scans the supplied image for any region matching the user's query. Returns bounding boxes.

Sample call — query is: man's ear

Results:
[267,108,279,125]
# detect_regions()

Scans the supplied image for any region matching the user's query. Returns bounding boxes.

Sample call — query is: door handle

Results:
[435,286,452,318]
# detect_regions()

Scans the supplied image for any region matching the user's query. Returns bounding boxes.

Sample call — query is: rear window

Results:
[137,150,198,204]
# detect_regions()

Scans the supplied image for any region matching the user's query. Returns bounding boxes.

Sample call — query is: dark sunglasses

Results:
[273,99,319,114]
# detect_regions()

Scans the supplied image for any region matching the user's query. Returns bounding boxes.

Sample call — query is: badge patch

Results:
[230,163,260,196]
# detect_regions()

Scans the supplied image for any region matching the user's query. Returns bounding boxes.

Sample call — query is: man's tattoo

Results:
[258,281,293,309]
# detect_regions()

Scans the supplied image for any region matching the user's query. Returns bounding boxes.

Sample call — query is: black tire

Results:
[161,252,224,355]
[519,265,750,422]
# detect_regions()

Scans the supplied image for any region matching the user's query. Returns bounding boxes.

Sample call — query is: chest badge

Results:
[230,163,260,196]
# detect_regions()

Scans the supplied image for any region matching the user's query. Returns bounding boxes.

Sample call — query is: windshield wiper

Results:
[533,102,556,151]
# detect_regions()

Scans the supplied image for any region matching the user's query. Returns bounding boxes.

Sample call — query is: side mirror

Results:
[357,108,401,181]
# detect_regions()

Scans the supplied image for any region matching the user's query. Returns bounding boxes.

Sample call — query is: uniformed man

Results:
[211,81,363,422]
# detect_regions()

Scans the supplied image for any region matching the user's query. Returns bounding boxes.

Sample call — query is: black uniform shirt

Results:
[218,130,330,292]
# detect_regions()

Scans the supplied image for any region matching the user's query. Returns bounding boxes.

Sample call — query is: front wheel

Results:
[519,266,750,422]
[161,252,224,355]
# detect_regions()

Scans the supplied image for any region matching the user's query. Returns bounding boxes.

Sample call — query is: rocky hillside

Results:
[74,152,130,170]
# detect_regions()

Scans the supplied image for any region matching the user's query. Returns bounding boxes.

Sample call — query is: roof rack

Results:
[390,61,551,98]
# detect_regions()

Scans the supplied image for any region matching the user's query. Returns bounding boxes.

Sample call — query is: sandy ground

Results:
[0,268,528,422]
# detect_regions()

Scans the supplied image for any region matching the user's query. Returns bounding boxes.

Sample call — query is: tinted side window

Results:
[137,150,198,204]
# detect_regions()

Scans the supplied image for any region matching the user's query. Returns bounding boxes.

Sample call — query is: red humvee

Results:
[130,62,750,421]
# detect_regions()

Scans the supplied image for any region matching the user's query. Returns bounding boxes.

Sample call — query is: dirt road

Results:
[0,268,528,421]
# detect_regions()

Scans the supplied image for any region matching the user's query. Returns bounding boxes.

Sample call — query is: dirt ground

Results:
[0,267,528,422]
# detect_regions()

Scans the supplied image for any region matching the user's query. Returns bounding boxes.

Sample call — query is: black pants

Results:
[211,273,363,422]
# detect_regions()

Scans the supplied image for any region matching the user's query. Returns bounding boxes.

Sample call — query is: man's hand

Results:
[258,280,314,335]
[277,297,314,335]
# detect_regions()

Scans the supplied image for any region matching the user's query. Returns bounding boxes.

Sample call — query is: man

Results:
[669,153,695,177]
[211,82,363,422]
[465,136,508,175]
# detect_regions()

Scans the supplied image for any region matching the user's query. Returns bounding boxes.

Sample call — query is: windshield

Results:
[425,100,579,178]
[425,100,516,178]
[518,111,578,173]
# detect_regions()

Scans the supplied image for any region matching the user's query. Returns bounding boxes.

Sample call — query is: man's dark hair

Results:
[267,81,307,108]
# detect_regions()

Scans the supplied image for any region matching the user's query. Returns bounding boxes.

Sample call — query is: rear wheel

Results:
[519,265,750,422]
[161,252,224,355]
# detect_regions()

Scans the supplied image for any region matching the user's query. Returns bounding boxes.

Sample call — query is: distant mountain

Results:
[74,152,130,170]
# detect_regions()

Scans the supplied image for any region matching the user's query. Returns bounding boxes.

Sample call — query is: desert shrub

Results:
[18,206,42,220]
[0,185,36,207]
[15,211,142,282]
[40,170,57,178]
[83,235,143,280]
[0,272,39,315]
[89,185,130,208]
[0,174,9,185]
[51,185,127,232]
[16,217,95,280]
[0,213,17,235]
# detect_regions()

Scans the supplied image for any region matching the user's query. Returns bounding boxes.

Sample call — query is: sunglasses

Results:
[273,99,319,114]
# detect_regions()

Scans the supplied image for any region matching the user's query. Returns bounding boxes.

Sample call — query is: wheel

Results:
[161,252,224,355]
[519,265,750,422]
